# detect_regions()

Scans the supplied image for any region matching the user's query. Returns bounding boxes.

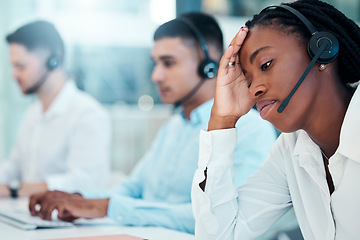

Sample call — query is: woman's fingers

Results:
[229,26,248,63]
[218,45,235,77]
[218,26,248,78]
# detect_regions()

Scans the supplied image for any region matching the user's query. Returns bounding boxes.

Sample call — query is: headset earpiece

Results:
[47,55,61,70]
[177,17,218,80]
[307,31,339,64]
[198,59,218,79]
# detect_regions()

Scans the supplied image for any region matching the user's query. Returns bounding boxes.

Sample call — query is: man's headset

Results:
[260,4,339,113]
[26,54,61,94]
[177,17,218,79]
[173,17,219,107]
[47,55,61,70]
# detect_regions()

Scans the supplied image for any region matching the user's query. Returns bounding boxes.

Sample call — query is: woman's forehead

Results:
[245,26,304,49]
[240,26,307,63]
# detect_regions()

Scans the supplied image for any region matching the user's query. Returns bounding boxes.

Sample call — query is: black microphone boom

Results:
[277,43,327,113]
[174,79,205,108]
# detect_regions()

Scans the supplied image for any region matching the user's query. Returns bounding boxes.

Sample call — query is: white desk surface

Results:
[0,198,195,240]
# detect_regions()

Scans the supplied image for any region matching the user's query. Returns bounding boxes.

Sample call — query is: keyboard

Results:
[0,208,75,230]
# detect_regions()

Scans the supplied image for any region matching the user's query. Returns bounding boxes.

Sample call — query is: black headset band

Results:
[261,5,317,35]
[177,17,210,60]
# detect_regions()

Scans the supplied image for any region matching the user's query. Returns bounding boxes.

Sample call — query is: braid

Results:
[246,0,360,86]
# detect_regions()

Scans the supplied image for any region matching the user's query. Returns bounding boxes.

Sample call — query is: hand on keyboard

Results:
[29,190,109,222]
[0,208,74,230]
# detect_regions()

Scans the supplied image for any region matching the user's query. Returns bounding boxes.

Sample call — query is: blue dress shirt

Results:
[82,99,277,233]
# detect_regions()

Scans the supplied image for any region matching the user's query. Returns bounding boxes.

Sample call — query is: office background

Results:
[0,0,359,173]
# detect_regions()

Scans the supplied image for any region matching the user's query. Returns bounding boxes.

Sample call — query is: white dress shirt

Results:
[0,81,111,192]
[191,87,360,240]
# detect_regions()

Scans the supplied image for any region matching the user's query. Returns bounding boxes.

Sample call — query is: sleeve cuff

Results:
[45,175,64,191]
[199,128,237,169]
[106,194,141,224]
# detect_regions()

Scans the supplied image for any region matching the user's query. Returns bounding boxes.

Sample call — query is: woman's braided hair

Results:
[245,0,360,87]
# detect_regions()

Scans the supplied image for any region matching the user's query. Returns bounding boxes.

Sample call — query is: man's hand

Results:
[36,198,109,221]
[0,184,10,198]
[29,190,83,216]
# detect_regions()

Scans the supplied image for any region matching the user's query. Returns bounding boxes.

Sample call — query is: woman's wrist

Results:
[208,114,239,131]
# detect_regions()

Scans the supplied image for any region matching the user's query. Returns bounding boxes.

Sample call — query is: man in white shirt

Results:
[0,20,111,198]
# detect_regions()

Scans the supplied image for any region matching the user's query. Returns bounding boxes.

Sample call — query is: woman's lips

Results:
[256,100,276,118]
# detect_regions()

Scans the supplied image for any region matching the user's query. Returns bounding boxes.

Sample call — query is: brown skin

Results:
[0,184,10,197]
[0,182,48,198]
[18,183,48,197]
[29,190,108,221]
[209,26,352,160]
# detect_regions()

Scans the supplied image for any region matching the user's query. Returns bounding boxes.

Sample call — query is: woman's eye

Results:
[261,60,273,71]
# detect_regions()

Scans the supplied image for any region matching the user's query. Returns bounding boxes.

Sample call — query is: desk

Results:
[0,198,195,240]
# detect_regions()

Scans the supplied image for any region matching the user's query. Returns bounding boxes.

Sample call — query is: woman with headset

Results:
[191,0,360,239]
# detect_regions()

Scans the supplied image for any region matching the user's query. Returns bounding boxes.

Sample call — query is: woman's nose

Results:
[249,81,267,99]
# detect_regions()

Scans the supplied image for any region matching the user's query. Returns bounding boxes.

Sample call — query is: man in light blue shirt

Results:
[29,13,277,234]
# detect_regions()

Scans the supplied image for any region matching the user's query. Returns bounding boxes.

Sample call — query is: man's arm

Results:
[0,132,24,191]
[45,109,111,192]
[0,184,10,197]
[34,193,194,233]
[18,183,48,197]
[107,194,195,233]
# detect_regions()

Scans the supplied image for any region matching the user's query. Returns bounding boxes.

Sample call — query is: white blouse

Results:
[191,87,360,240]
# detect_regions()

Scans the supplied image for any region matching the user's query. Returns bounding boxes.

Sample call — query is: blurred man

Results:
[29,13,276,233]
[0,20,111,198]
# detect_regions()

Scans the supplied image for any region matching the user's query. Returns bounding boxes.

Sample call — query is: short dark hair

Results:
[245,0,360,87]
[6,20,65,63]
[154,12,224,61]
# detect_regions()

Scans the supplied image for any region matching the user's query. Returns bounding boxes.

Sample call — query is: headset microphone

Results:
[277,43,327,113]
[260,5,339,113]
[174,79,205,108]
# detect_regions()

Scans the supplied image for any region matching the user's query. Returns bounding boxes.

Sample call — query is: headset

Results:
[260,4,339,113]
[26,54,61,94]
[177,17,218,79]
[172,17,219,107]
[47,54,61,70]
